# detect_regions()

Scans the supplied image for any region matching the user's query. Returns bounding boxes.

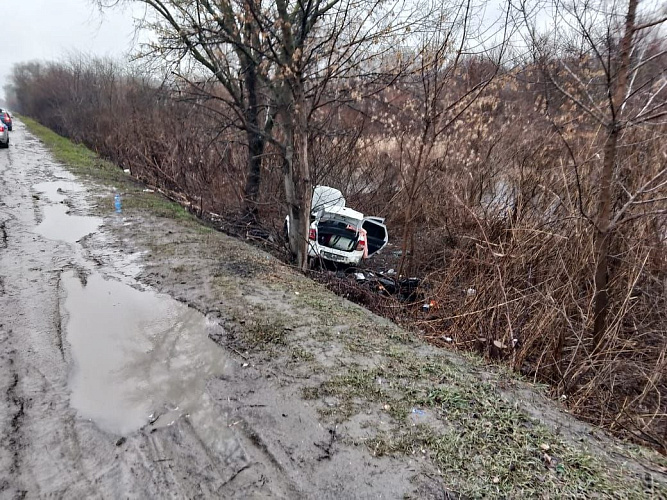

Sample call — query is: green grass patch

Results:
[304,351,663,498]
[119,192,194,220]
[290,346,316,362]
[244,316,289,349]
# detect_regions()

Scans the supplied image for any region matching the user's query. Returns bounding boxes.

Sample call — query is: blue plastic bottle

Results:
[114,193,122,213]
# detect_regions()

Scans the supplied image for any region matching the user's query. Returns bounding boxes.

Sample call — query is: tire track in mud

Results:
[0,149,21,495]
[0,220,7,248]
[54,273,65,360]
[7,366,25,475]
[0,219,6,299]
[0,125,78,497]
[0,331,27,499]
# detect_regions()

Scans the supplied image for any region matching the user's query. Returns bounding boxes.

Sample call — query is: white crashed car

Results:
[286,186,388,266]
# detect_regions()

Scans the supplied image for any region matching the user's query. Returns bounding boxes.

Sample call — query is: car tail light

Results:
[0,125,4,132]
[308,228,316,240]
[357,228,368,257]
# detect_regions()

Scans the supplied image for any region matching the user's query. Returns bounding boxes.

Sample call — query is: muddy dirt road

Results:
[0,124,281,498]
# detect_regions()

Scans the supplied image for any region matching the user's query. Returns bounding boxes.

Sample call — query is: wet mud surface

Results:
[0,123,267,498]
[1,119,665,498]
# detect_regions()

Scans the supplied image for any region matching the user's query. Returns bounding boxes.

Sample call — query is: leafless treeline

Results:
[6,0,667,451]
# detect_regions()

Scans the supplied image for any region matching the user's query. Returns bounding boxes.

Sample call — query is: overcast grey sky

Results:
[2,1,145,101]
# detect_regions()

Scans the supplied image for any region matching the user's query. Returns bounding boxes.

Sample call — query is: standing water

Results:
[61,270,229,436]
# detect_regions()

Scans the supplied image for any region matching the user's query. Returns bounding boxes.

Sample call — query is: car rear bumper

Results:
[309,244,363,265]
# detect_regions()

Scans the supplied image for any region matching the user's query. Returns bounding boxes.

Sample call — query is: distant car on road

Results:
[0,122,8,148]
[0,109,12,131]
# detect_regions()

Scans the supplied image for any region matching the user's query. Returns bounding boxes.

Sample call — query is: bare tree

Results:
[379,1,512,277]
[521,0,667,351]
[99,0,275,215]
[101,0,421,269]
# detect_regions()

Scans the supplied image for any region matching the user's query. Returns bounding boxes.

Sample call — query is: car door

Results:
[361,217,388,257]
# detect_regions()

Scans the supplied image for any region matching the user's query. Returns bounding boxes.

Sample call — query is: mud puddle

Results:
[33,204,102,243]
[61,270,229,437]
[33,180,83,203]
[32,179,102,243]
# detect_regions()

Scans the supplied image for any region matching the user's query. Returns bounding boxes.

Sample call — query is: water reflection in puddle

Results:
[34,204,102,243]
[61,271,228,436]
[33,180,83,203]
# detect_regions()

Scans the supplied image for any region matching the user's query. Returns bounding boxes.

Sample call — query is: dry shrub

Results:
[354,72,667,450]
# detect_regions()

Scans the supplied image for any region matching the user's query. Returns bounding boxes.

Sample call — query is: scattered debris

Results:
[353,271,425,302]
[421,299,438,313]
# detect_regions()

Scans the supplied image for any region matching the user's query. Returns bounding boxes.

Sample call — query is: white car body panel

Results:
[311,185,345,212]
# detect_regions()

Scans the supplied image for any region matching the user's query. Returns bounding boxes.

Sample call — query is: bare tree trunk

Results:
[295,104,312,270]
[243,126,264,216]
[592,125,617,349]
[284,141,311,270]
[284,119,299,256]
[592,0,637,351]
[283,83,312,270]
[241,10,264,216]
[397,141,427,278]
